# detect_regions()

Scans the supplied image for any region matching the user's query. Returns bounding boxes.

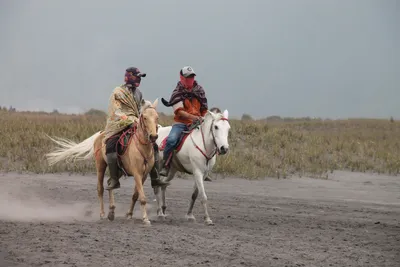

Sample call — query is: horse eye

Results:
[214,125,219,130]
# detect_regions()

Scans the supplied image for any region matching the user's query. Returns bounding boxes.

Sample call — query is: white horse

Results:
[155,109,231,225]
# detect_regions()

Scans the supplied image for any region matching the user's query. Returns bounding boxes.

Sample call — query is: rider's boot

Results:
[106,152,121,190]
[150,143,170,187]
[159,158,170,177]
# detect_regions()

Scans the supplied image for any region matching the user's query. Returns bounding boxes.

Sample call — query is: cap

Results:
[180,66,196,78]
[126,67,147,77]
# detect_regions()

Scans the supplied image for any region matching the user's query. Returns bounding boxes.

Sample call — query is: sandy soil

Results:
[0,171,399,267]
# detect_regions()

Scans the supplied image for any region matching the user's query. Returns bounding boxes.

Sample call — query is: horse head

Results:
[139,98,159,143]
[203,109,231,155]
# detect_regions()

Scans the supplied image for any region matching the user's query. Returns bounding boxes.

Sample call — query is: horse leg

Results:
[193,169,214,225]
[107,189,116,221]
[96,157,107,219]
[153,186,165,220]
[126,185,139,220]
[160,168,177,218]
[133,172,150,225]
[185,182,198,222]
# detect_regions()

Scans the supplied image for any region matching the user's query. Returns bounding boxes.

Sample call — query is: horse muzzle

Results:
[149,134,158,143]
[218,146,229,155]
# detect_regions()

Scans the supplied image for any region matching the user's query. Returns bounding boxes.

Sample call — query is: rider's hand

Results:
[120,114,128,120]
[193,116,202,122]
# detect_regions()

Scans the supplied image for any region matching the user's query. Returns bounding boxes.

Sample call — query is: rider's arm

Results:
[200,107,208,117]
[199,89,208,117]
[173,101,198,120]
[113,92,129,120]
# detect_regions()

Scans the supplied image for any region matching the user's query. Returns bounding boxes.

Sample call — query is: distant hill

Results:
[84,109,107,117]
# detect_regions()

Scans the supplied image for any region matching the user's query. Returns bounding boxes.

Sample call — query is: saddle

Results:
[159,120,201,153]
[159,131,190,153]
[106,124,136,176]
[116,125,135,156]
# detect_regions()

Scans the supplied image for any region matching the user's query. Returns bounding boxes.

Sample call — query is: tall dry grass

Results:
[1,109,400,179]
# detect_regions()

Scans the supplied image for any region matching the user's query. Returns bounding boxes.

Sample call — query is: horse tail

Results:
[45,131,102,166]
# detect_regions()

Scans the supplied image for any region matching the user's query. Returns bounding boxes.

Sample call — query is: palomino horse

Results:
[154,109,231,225]
[45,99,160,225]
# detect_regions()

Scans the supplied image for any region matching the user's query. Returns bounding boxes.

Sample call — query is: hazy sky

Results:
[0,0,399,119]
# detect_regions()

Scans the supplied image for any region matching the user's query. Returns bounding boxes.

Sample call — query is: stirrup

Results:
[159,166,170,177]
[151,177,170,187]
[106,180,120,190]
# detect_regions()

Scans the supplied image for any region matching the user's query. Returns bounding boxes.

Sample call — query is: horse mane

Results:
[207,110,225,121]
[210,107,221,113]
[215,112,225,121]
[208,107,228,121]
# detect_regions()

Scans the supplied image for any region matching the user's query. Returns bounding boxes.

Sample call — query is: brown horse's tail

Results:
[45,131,102,166]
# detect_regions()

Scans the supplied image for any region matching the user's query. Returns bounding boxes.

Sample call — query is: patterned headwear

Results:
[125,67,146,87]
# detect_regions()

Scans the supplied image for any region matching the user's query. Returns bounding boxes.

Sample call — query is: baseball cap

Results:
[180,66,196,78]
[126,67,147,77]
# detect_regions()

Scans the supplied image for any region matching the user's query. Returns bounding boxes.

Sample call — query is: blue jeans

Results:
[163,123,188,163]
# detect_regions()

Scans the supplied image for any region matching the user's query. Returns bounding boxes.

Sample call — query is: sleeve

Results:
[137,90,143,110]
[112,90,128,119]
[113,95,124,117]
[200,107,208,117]
[173,101,184,115]
[199,87,208,116]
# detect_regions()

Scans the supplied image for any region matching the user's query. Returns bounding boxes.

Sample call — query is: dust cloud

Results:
[0,186,94,222]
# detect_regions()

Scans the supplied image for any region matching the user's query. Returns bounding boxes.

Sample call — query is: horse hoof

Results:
[205,219,214,226]
[158,215,166,221]
[143,219,151,226]
[126,213,133,220]
[107,212,115,221]
[100,213,105,220]
[186,215,196,222]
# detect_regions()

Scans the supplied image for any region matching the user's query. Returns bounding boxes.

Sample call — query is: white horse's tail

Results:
[45,131,102,166]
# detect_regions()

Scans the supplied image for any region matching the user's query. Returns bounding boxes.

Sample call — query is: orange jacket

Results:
[173,97,207,125]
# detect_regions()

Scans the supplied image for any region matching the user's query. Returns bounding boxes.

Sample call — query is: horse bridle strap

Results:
[190,116,228,163]
[135,106,157,145]
[133,106,157,176]
[210,117,228,154]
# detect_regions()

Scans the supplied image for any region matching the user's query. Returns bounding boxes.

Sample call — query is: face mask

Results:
[180,75,195,89]
[125,72,141,87]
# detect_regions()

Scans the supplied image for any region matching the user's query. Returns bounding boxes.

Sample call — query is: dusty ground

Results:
[0,171,399,267]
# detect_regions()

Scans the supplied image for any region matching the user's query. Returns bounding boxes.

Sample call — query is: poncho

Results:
[161,81,208,110]
[103,84,142,140]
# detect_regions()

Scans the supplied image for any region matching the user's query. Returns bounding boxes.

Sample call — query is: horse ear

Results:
[223,109,229,119]
[152,98,158,109]
[141,99,146,106]
[206,110,215,118]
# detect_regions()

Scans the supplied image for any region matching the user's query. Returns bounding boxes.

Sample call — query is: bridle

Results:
[189,115,229,164]
[132,106,158,171]
[134,106,157,146]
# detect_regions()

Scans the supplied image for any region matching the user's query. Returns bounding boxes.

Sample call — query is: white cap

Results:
[181,66,196,77]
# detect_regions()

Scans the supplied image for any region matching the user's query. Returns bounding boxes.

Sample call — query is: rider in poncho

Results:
[159,66,208,177]
[104,67,169,190]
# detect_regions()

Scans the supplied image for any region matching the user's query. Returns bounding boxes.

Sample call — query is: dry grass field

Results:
[2,110,400,267]
[1,109,400,179]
